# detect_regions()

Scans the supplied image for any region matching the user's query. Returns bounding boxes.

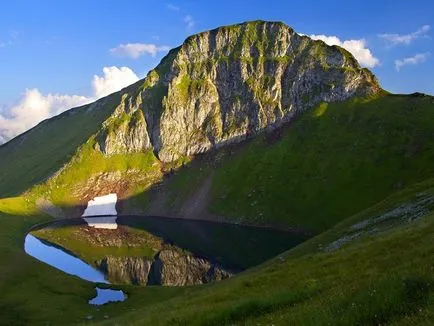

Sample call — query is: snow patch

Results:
[82,194,118,229]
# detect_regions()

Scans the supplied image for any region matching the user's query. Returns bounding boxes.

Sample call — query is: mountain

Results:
[96,20,379,162]
[1,20,434,230]
[1,21,380,214]
[1,21,379,177]
[0,20,433,324]
[1,21,433,232]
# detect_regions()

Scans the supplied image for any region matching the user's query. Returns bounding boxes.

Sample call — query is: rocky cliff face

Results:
[98,102,152,155]
[97,249,232,286]
[96,20,380,162]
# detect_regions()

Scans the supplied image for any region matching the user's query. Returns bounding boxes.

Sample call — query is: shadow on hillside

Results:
[7,93,434,241]
[5,117,315,273]
[0,118,310,277]
[25,111,305,232]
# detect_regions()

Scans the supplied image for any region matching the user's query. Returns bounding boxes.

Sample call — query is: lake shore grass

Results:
[0,178,433,325]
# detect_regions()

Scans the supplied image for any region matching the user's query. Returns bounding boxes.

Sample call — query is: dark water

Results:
[25,215,310,288]
[118,215,310,270]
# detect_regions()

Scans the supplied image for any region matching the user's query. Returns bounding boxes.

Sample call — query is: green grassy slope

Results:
[93,178,434,325]
[0,91,162,208]
[29,140,161,207]
[1,178,432,325]
[0,22,431,324]
[150,93,434,232]
[2,89,434,237]
[0,93,121,197]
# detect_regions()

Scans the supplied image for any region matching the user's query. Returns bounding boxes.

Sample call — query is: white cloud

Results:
[166,3,180,11]
[379,25,430,45]
[184,15,195,30]
[308,34,380,68]
[0,66,140,144]
[92,66,139,98]
[110,43,170,59]
[395,52,430,71]
[0,89,90,143]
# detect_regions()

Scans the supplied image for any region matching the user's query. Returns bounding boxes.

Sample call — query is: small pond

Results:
[89,287,126,305]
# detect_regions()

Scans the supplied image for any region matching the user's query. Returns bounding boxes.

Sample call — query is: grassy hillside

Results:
[0,179,432,325]
[144,93,434,232]
[0,18,432,324]
[0,93,433,324]
[28,138,162,208]
[0,91,162,208]
[106,200,434,325]
[2,86,433,237]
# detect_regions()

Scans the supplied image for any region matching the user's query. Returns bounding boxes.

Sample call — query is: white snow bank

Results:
[82,194,118,229]
[82,194,118,216]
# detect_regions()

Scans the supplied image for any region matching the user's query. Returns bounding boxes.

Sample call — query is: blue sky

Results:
[0,0,433,143]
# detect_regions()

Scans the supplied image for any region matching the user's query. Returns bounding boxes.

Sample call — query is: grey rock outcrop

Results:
[148,249,232,286]
[96,250,232,286]
[95,21,380,162]
[98,101,152,155]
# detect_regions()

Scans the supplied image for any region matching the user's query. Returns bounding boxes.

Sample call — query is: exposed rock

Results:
[94,21,380,162]
[99,101,152,155]
[68,169,162,207]
[96,249,232,286]
[350,196,434,231]
[148,249,232,286]
[324,195,434,252]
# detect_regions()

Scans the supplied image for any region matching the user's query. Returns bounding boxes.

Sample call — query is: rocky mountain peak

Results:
[97,20,380,162]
